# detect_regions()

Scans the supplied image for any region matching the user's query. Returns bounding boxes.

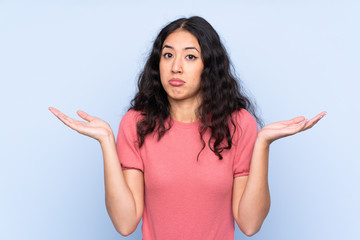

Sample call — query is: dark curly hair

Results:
[130,16,261,160]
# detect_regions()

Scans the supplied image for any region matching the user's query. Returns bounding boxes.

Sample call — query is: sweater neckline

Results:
[170,117,201,129]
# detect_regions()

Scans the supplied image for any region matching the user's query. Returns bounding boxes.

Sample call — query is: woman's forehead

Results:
[162,30,200,51]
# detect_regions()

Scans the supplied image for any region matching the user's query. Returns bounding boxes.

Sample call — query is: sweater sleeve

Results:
[116,110,144,172]
[232,109,258,178]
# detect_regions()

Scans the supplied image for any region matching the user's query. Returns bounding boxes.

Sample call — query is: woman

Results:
[49,16,326,239]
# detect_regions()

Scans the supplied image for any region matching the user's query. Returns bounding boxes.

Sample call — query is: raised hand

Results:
[258,111,327,145]
[48,107,114,143]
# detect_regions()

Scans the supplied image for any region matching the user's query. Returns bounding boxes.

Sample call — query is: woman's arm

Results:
[233,111,327,236]
[100,135,144,236]
[48,107,144,236]
[232,136,270,236]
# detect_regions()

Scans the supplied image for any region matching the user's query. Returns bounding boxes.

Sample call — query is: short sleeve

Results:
[116,110,144,172]
[232,109,258,178]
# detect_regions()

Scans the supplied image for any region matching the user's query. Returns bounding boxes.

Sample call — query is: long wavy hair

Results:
[130,16,261,160]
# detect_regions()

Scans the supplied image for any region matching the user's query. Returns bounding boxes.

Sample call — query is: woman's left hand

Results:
[258,111,327,145]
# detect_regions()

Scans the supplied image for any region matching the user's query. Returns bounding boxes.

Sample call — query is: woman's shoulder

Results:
[232,108,257,126]
[121,109,143,121]
[230,108,259,138]
[119,109,144,128]
[117,109,145,140]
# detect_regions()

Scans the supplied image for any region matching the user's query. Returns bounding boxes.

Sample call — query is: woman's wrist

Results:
[255,132,271,150]
[99,132,116,146]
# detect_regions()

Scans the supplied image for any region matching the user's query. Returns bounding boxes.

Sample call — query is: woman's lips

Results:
[169,78,185,86]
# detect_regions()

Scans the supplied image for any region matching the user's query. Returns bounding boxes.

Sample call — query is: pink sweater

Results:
[116,109,258,240]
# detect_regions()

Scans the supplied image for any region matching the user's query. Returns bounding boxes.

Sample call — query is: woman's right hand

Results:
[49,107,114,143]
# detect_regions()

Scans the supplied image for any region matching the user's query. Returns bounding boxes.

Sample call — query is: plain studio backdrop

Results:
[0,0,359,239]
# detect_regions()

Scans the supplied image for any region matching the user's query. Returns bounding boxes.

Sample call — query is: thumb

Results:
[77,110,94,122]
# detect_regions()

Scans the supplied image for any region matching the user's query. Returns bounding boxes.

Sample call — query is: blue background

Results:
[1,0,359,239]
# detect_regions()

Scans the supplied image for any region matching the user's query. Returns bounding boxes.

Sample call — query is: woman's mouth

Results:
[169,78,185,86]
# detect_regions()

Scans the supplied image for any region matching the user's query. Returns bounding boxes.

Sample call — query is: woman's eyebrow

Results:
[162,44,174,50]
[184,47,200,53]
[162,45,200,53]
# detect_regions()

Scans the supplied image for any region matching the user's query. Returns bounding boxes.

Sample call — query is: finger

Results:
[308,111,327,122]
[49,107,82,130]
[315,111,327,121]
[49,106,61,116]
[284,116,306,125]
[77,110,95,122]
[292,118,308,132]
[49,107,68,122]
[280,118,308,136]
[303,111,327,130]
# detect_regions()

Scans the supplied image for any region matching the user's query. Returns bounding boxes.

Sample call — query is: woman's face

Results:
[159,29,204,105]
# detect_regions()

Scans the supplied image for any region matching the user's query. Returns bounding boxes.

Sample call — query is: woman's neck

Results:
[168,97,201,123]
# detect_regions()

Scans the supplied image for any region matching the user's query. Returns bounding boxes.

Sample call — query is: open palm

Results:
[259,111,327,145]
[49,107,113,143]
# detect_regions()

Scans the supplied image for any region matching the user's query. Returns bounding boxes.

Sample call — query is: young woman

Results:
[49,16,326,239]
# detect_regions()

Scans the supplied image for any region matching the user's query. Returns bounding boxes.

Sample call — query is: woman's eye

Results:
[186,55,197,60]
[163,53,173,58]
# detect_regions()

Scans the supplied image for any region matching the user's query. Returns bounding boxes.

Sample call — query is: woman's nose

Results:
[171,56,183,73]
